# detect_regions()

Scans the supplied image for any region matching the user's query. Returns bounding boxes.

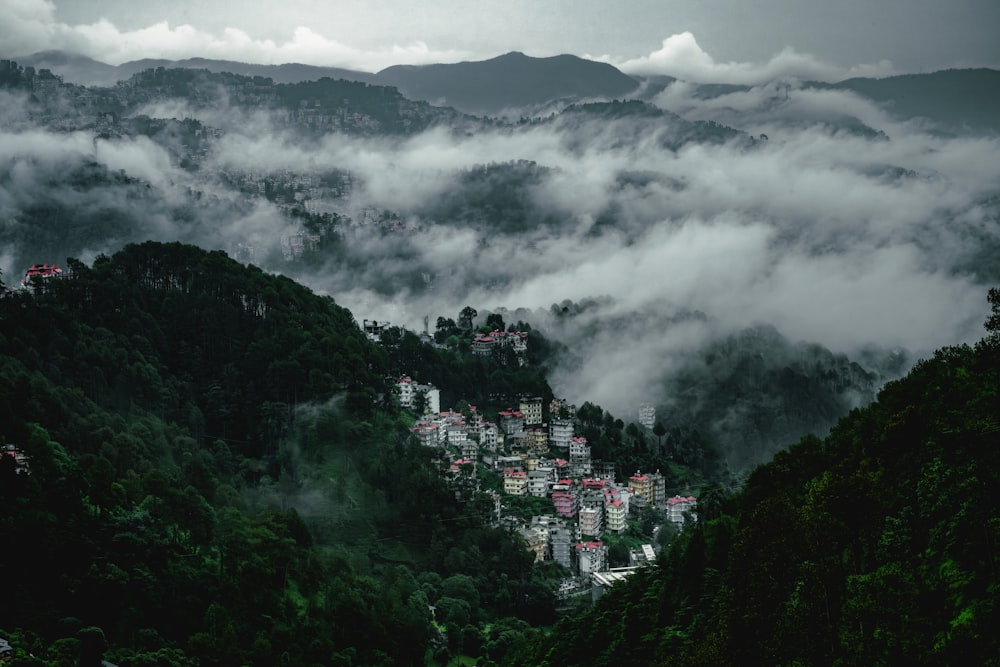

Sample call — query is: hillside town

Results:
[385,326,698,603]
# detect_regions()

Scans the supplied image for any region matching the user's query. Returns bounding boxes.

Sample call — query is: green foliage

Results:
[516,297,1000,665]
[0,242,554,665]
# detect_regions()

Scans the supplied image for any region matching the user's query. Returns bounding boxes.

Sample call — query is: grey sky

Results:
[5,0,997,79]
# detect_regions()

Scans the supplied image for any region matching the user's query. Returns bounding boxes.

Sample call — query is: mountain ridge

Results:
[11,49,998,128]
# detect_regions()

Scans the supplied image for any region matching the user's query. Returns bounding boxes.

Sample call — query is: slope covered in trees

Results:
[0,242,558,666]
[517,292,1000,666]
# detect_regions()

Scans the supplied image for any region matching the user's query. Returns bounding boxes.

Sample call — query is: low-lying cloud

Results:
[2,74,998,423]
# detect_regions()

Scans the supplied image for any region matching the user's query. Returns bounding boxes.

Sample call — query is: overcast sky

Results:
[4,0,998,80]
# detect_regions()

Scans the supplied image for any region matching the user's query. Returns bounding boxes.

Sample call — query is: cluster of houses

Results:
[471,329,529,360]
[396,376,698,584]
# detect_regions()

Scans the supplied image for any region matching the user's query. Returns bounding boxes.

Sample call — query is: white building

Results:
[605,499,627,534]
[575,541,608,575]
[579,506,603,538]
[527,469,551,497]
[549,418,573,451]
[418,385,441,415]
[666,495,698,526]
[396,376,415,408]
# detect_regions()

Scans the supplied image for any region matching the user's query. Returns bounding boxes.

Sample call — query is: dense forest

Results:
[515,291,1000,666]
[0,243,563,666]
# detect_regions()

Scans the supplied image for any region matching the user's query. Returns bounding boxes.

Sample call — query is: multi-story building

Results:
[519,396,543,426]
[569,436,591,474]
[575,541,608,574]
[472,334,496,356]
[549,418,573,451]
[396,376,415,408]
[605,498,627,534]
[461,438,479,461]
[411,420,441,447]
[446,421,468,450]
[579,505,603,538]
[503,469,528,496]
[552,490,579,519]
[649,470,666,507]
[630,544,657,566]
[480,422,499,455]
[628,472,654,505]
[419,385,441,415]
[499,409,525,436]
[550,524,574,569]
[466,405,483,430]
[527,469,551,497]
[2,444,30,474]
[448,458,475,478]
[525,427,549,455]
[549,398,575,419]
[396,376,440,415]
[666,495,698,526]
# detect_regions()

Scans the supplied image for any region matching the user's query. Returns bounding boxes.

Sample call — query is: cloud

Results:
[2,0,469,71]
[3,69,999,422]
[594,32,895,84]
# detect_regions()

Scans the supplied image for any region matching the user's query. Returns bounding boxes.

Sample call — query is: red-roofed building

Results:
[20,263,64,290]
[472,334,496,356]
[499,409,525,435]
[411,421,441,447]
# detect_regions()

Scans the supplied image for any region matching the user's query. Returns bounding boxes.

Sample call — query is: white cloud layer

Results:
[2,53,998,418]
[593,32,896,84]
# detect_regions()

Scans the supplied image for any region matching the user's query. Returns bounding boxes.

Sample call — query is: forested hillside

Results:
[517,291,1000,666]
[0,243,558,666]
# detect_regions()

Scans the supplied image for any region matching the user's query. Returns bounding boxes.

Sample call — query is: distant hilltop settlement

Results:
[18,263,65,289]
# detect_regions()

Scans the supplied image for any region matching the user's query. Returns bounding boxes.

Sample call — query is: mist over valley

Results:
[2,55,998,470]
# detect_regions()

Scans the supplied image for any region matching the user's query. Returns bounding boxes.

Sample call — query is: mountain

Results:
[823,68,1000,134]
[12,50,376,87]
[13,50,642,116]
[376,51,641,115]
[10,49,121,86]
